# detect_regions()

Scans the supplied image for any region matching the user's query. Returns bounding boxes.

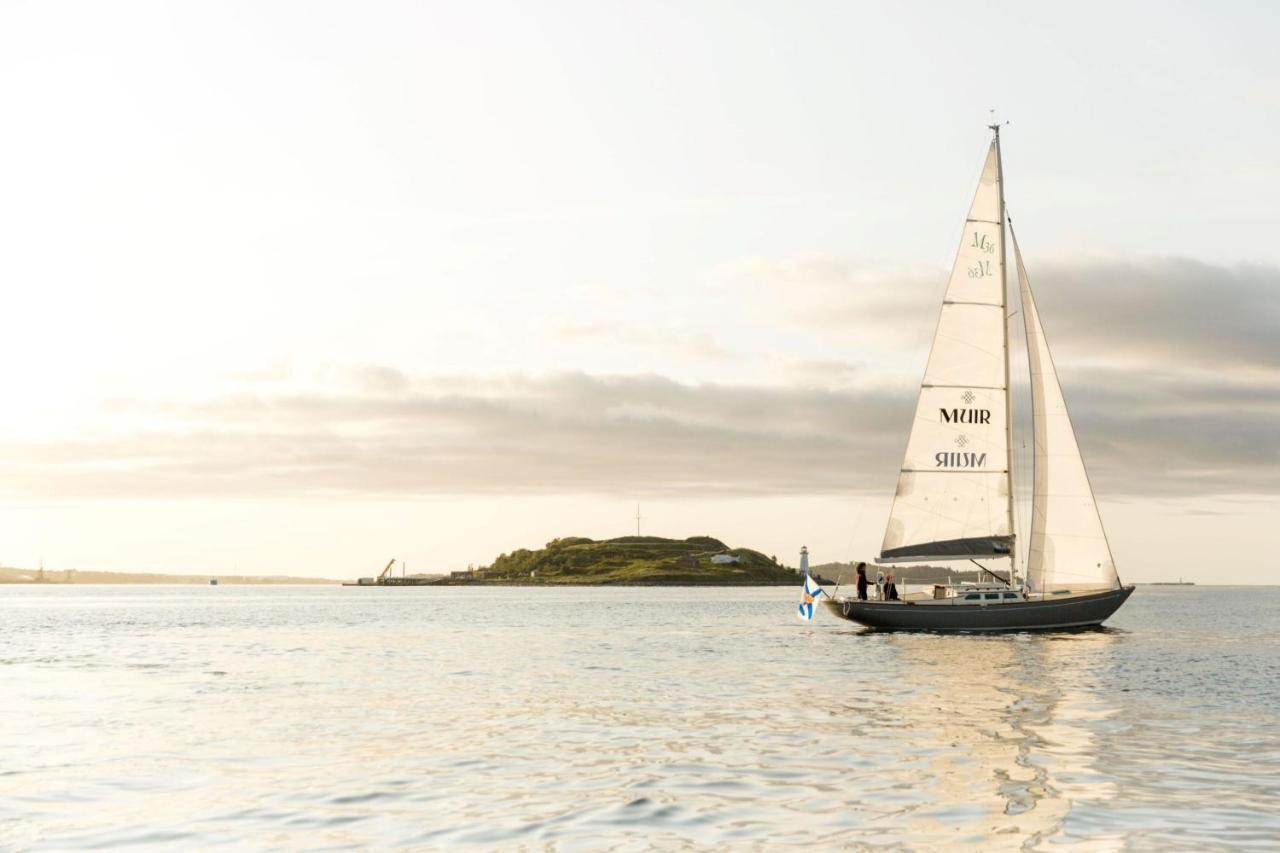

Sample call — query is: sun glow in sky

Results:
[2,2,1278,582]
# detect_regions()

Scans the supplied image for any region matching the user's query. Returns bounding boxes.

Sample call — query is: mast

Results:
[991,123,1017,584]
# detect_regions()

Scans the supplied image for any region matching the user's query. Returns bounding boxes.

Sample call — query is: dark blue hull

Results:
[822,586,1134,632]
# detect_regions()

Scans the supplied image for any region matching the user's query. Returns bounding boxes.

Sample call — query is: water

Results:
[1,585,1277,850]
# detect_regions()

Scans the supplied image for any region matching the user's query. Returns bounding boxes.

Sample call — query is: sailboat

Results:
[824,126,1134,631]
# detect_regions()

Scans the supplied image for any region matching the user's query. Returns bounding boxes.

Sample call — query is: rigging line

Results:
[1005,206,1029,583]
[835,497,868,597]
[969,558,1012,586]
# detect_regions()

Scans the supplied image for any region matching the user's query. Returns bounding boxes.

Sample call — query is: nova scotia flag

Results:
[797,574,826,622]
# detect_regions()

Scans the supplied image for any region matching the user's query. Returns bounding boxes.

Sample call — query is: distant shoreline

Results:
[0,567,340,585]
[354,578,807,588]
[2,577,1273,588]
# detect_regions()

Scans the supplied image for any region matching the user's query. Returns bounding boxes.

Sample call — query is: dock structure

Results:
[343,558,444,587]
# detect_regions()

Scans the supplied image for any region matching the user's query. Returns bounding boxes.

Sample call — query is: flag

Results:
[797,574,826,621]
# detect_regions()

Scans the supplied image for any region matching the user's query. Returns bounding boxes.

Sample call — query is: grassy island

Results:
[453,536,803,585]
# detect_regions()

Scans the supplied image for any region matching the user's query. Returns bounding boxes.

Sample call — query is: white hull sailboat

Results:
[825,126,1134,632]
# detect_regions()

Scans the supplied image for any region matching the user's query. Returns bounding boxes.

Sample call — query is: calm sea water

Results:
[1,584,1277,850]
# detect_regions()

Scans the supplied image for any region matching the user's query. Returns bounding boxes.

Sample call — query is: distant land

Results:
[813,561,1013,586]
[815,564,1211,587]
[432,536,804,586]
[0,566,338,585]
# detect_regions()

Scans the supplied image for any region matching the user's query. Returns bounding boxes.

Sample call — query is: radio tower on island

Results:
[635,504,642,536]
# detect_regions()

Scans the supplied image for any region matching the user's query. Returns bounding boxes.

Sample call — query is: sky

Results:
[1,1,1277,582]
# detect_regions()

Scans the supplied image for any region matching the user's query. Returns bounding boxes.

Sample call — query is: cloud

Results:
[3,360,1277,502]
[1026,257,1280,372]
[1050,369,1280,496]
[723,253,1280,375]
[2,254,1276,504]
[546,318,731,362]
[1,374,906,500]
[716,255,941,349]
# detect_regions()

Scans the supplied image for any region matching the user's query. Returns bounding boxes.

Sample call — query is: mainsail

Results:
[880,135,1015,563]
[1012,228,1120,592]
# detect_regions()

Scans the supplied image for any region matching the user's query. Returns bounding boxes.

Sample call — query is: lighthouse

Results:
[799,545,809,577]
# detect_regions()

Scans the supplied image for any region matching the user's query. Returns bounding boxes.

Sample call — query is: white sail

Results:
[880,137,1014,563]
[1013,229,1119,592]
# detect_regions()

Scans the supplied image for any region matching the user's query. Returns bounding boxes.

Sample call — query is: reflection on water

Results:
[1022,633,1124,850]
[885,634,1077,848]
[0,585,1276,849]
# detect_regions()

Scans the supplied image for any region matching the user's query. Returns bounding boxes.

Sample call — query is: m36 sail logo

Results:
[937,391,990,467]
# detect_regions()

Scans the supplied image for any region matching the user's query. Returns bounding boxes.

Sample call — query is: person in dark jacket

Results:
[884,572,900,601]
[855,563,869,600]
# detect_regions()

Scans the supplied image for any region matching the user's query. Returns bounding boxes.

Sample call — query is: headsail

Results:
[1012,227,1119,592]
[880,135,1015,563]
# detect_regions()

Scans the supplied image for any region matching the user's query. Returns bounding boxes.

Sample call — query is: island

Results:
[428,536,804,586]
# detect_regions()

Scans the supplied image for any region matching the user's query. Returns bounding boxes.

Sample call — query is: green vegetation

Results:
[473,536,801,585]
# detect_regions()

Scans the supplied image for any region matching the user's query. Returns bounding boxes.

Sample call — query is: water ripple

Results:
[0,585,1277,849]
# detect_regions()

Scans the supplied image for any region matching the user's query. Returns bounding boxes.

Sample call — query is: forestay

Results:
[1013,230,1119,592]
[880,139,1015,563]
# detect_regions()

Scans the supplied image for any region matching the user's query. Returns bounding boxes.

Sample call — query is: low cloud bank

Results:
[732,254,1280,373]
[4,364,1276,501]
[4,254,1276,502]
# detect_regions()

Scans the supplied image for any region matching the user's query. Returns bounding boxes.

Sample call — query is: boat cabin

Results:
[917,582,1028,604]
[958,590,1024,603]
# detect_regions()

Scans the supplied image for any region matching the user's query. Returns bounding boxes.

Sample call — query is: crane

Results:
[377,558,396,584]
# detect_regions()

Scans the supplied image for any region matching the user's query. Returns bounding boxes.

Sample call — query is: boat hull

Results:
[822,586,1134,632]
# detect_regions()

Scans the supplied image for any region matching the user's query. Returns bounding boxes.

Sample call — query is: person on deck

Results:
[884,572,899,601]
[875,570,885,601]
[855,563,869,601]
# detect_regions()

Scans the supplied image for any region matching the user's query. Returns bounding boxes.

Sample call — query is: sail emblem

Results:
[940,408,992,424]
[961,390,975,404]
[955,435,969,448]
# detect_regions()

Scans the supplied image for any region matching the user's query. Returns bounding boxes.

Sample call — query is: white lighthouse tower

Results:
[799,545,809,577]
